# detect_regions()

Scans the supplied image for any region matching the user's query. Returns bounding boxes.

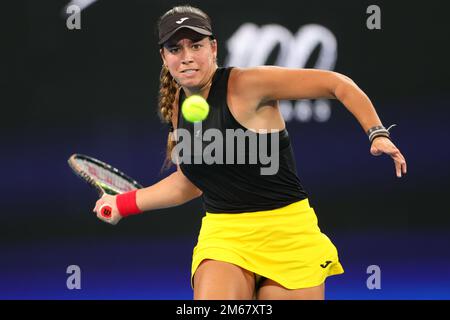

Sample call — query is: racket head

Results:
[68,153,143,195]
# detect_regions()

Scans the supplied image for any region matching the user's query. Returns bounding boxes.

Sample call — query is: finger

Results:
[399,153,407,174]
[395,159,401,178]
[94,193,109,212]
[93,199,103,213]
[98,213,116,225]
[93,202,99,213]
[390,151,402,178]
[395,152,407,175]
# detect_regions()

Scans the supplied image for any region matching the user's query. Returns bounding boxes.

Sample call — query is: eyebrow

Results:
[165,43,179,49]
[165,37,206,48]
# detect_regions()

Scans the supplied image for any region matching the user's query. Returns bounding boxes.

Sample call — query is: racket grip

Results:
[100,204,112,219]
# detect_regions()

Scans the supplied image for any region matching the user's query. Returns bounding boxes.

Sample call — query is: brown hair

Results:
[158,65,179,171]
[157,6,213,171]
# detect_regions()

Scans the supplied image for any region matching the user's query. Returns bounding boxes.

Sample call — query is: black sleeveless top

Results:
[176,67,308,213]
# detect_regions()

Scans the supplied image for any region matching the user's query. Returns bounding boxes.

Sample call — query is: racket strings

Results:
[78,159,135,193]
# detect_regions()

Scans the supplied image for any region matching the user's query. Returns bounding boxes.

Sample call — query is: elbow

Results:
[191,185,203,198]
[186,184,202,198]
[332,72,356,102]
[194,189,203,198]
[174,171,203,201]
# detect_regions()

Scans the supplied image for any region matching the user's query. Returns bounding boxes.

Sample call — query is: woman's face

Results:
[161,29,217,90]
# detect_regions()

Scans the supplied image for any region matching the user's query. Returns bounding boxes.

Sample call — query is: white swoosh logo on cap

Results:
[176,17,189,24]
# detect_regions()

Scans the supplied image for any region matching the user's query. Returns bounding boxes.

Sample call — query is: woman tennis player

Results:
[93,5,407,300]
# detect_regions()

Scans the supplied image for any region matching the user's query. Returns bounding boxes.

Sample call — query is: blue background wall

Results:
[1,0,449,299]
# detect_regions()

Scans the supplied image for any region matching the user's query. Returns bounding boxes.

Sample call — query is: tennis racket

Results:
[68,153,143,219]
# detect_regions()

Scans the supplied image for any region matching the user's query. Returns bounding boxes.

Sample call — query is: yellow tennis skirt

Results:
[191,198,344,289]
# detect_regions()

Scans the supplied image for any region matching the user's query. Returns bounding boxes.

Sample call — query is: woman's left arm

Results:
[235,66,407,177]
[321,69,407,178]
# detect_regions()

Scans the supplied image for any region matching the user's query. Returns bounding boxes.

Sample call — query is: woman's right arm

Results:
[136,166,202,211]
[93,166,202,225]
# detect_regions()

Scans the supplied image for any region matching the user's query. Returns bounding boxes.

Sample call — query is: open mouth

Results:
[181,69,199,74]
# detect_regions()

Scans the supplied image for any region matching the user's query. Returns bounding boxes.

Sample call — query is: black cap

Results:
[158,12,213,45]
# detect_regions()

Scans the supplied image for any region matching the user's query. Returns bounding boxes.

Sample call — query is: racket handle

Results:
[100,204,112,219]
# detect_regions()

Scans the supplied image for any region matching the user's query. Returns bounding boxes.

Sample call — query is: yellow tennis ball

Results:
[181,95,210,123]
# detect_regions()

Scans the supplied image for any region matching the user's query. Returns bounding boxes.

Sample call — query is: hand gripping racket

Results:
[68,154,143,218]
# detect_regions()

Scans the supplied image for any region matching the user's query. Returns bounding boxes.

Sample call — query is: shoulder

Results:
[229,66,279,86]
[228,66,290,93]
[228,66,283,104]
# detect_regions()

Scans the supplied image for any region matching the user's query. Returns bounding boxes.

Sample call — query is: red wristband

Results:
[116,190,142,217]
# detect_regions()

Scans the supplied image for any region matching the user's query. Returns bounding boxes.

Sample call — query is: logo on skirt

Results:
[320,260,332,268]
